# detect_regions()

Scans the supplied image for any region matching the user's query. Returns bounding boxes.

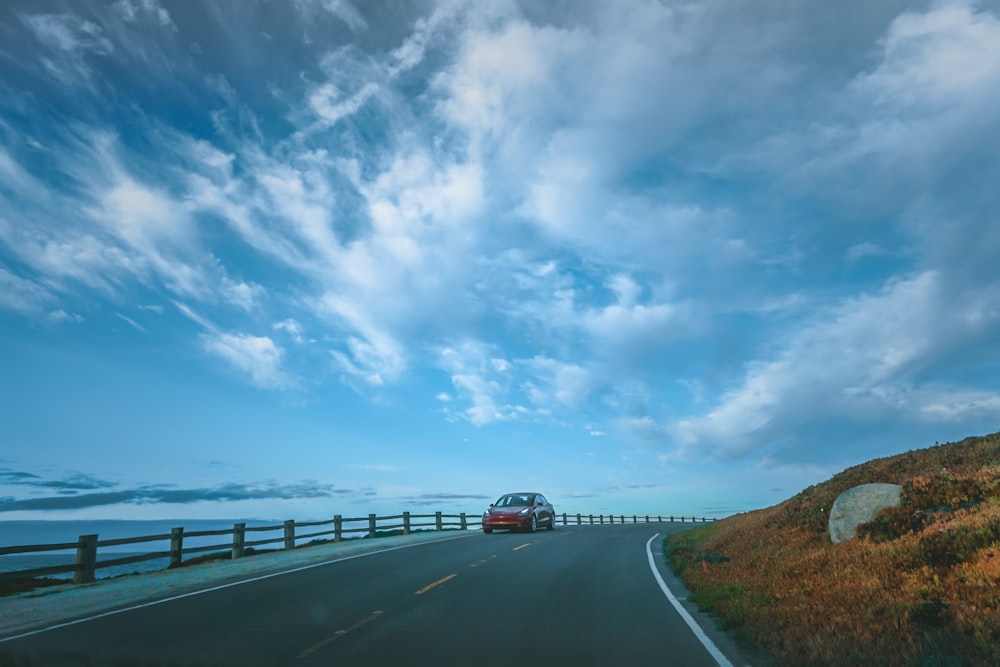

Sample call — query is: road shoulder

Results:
[0,531,477,641]
[648,530,778,667]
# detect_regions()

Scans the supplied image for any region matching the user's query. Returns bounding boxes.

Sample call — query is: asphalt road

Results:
[1,524,736,667]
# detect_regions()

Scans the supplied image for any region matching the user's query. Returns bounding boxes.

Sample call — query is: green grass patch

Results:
[690,583,770,630]
[664,523,719,576]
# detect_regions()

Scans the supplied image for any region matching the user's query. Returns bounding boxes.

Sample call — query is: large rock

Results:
[828,483,902,543]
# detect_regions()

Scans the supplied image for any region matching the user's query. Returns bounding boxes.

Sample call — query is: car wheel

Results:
[483,527,493,534]
[528,514,537,533]
[546,515,555,531]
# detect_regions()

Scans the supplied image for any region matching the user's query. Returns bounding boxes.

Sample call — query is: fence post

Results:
[74,534,98,584]
[232,523,246,559]
[600,515,605,525]
[435,511,443,531]
[670,515,674,522]
[621,515,626,524]
[645,515,649,524]
[169,527,184,568]
[633,515,637,524]
[561,512,566,526]
[589,514,594,525]
[334,515,343,542]
[460,512,467,530]
[284,520,295,550]
[576,513,581,525]
[368,514,377,538]
[403,511,411,535]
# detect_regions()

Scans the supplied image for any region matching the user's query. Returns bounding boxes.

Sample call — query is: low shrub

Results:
[918,516,1000,567]
[666,432,1000,666]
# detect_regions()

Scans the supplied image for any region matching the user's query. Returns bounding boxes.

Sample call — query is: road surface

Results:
[1,524,745,666]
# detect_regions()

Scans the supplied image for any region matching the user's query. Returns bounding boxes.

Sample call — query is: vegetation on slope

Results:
[667,432,1000,666]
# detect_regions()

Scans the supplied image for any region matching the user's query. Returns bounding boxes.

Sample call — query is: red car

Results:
[482,492,555,533]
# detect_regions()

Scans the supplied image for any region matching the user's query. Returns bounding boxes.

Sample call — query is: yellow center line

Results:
[297,610,383,658]
[513,543,530,551]
[415,573,457,595]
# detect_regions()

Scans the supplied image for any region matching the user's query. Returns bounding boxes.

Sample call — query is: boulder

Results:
[828,483,902,543]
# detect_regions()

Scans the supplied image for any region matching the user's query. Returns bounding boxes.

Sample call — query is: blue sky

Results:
[2,0,999,522]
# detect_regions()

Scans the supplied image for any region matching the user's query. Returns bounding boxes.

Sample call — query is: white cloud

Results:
[490,358,510,373]
[387,0,465,76]
[437,340,526,425]
[4,0,998,494]
[321,293,406,386]
[525,356,594,411]
[672,270,1000,459]
[845,242,885,263]
[201,332,293,390]
[22,13,113,55]
[113,0,173,28]
[308,81,379,127]
[116,313,147,333]
[220,278,263,312]
[853,2,1000,114]
[436,20,578,146]
[294,0,368,33]
[274,318,306,343]
[173,301,216,333]
[748,2,1000,208]
[916,389,1000,422]
[19,12,115,88]
[48,309,84,324]
[330,334,404,387]
[583,298,683,351]
[0,269,54,314]
[96,178,191,251]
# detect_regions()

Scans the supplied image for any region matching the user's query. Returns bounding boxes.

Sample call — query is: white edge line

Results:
[646,533,735,667]
[0,532,477,644]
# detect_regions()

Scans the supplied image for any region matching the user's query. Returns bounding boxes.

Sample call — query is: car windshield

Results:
[497,494,532,507]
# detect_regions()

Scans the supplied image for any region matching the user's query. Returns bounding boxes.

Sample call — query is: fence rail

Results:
[0,512,714,585]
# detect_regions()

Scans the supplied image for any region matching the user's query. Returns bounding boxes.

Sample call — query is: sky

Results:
[1,0,999,524]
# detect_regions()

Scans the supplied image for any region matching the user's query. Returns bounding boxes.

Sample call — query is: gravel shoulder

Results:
[0,531,477,640]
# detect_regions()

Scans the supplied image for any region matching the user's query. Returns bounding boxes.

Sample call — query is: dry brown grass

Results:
[667,432,1000,666]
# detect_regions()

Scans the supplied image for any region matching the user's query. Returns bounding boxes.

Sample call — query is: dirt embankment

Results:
[668,432,1000,666]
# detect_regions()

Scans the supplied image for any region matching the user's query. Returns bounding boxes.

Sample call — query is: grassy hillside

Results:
[667,432,1000,666]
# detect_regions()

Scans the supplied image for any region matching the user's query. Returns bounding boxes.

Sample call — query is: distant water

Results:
[0,553,172,580]
[0,519,295,580]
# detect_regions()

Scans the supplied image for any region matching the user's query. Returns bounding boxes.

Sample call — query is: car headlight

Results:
[518,507,531,515]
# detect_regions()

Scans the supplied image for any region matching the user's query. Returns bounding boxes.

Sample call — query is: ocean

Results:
[0,519,295,580]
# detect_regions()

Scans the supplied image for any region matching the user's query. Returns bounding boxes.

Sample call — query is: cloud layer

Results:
[1,0,999,516]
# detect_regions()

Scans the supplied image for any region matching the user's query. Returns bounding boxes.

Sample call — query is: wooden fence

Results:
[0,512,714,585]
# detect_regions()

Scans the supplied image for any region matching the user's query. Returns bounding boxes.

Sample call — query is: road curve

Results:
[1,524,747,666]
